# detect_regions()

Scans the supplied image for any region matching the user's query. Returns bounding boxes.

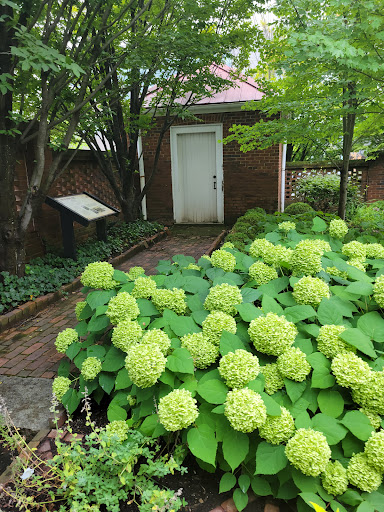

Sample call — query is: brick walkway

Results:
[0,234,217,379]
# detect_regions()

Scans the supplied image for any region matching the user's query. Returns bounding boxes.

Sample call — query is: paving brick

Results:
[41,371,55,379]
[0,357,9,367]
[22,342,44,355]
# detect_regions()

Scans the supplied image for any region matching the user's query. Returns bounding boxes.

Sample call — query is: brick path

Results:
[0,233,217,379]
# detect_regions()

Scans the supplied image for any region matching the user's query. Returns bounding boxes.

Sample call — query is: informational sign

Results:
[55,193,116,221]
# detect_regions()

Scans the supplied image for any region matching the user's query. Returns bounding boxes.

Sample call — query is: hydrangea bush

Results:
[54,215,384,512]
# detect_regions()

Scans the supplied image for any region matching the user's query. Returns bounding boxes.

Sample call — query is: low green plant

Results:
[352,201,384,238]
[284,202,315,215]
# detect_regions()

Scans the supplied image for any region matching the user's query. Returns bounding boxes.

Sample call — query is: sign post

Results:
[45,192,120,260]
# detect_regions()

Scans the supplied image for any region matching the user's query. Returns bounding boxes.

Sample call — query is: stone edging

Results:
[206,229,227,255]
[0,229,169,333]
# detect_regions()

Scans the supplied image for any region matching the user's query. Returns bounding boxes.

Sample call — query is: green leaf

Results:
[357,312,384,342]
[113,269,129,283]
[260,392,281,416]
[258,277,290,298]
[219,473,237,493]
[102,346,125,372]
[299,492,326,509]
[311,414,347,445]
[220,331,247,356]
[364,491,384,512]
[65,342,82,360]
[107,402,127,421]
[115,368,132,391]
[284,305,317,323]
[340,411,374,441]
[87,290,116,310]
[235,303,263,322]
[311,367,335,389]
[187,294,205,312]
[317,390,344,418]
[339,328,376,358]
[62,388,81,415]
[99,372,115,394]
[192,310,209,325]
[262,295,284,315]
[222,429,249,471]
[87,314,110,332]
[251,476,272,496]
[233,489,248,512]
[255,442,287,475]
[241,288,262,303]
[166,347,195,374]
[346,281,374,296]
[136,298,159,316]
[187,424,217,466]
[87,345,106,359]
[183,276,212,294]
[291,468,319,493]
[342,433,365,458]
[356,503,375,512]
[312,216,327,232]
[57,359,70,377]
[197,379,229,404]
[340,489,363,506]
[75,320,88,336]
[284,379,307,403]
[140,414,166,437]
[317,298,343,325]
[79,304,93,320]
[238,475,251,493]
[276,291,297,306]
[169,315,200,337]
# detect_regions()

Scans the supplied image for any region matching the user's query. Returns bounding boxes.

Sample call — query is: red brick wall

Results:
[364,154,384,203]
[14,147,121,260]
[142,111,281,225]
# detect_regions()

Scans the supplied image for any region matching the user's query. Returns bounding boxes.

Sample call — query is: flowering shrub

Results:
[127,266,146,280]
[210,249,236,272]
[81,261,117,289]
[278,221,296,232]
[105,420,129,441]
[75,301,86,320]
[329,219,348,239]
[53,211,384,512]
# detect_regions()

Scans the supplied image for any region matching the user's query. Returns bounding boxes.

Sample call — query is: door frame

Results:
[170,124,224,223]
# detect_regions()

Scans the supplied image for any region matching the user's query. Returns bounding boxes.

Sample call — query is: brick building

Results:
[141,66,282,226]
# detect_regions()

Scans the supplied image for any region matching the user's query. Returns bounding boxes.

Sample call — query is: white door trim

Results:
[170,124,224,223]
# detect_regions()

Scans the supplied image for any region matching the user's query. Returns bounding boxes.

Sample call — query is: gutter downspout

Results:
[137,133,147,220]
[281,143,287,212]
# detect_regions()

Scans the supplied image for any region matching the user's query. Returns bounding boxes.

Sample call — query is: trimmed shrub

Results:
[284,202,315,215]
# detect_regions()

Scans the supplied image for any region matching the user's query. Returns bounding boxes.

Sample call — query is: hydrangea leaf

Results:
[277,291,297,306]
[206,268,226,280]
[235,303,263,322]
[139,414,166,437]
[222,429,249,471]
[99,372,115,394]
[102,346,125,372]
[295,411,312,429]
[284,305,317,323]
[86,290,116,310]
[340,489,364,506]
[312,216,328,232]
[330,285,360,301]
[213,276,239,287]
[266,231,282,243]
[187,294,205,312]
[317,299,343,325]
[75,320,88,337]
[363,491,384,512]
[95,305,108,317]
[87,314,110,333]
[346,281,374,297]
[78,303,93,320]
[258,277,290,298]
[340,411,374,441]
[311,367,335,389]
[183,276,210,294]
[115,368,132,391]
[187,424,217,466]
[246,376,264,393]
[163,274,185,289]
[289,398,310,418]
[233,488,248,512]
[317,390,344,418]
[107,401,127,422]
[87,345,106,359]
[332,258,373,283]
[357,312,384,342]
[198,256,212,269]
[262,295,284,315]
[299,323,320,338]
[166,347,195,374]
[355,503,376,512]
[255,442,288,475]
[192,310,209,325]
[284,379,307,403]
[65,341,82,360]
[339,328,376,358]
[307,352,331,369]
[57,358,71,377]
[260,392,281,416]
[311,413,348,445]
[168,315,200,337]
[173,254,196,267]
[330,500,348,512]
[219,472,237,493]
[136,298,159,317]
[219,331,247,356]
[61,388,81,415]
[251,476,272,496]
[277,480,299,500]
[294,338,314,355]
[113,269,129,283]
[291,468,319,493]
[119,282,135,293]
[197,378,229,404]
[241,288,262,303]
[342,433,365,458]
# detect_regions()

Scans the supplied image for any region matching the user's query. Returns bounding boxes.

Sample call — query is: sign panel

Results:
[55,193,116,221]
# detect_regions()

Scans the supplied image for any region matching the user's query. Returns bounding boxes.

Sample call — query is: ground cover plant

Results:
[52,214,384,512]
[0,220,163,314]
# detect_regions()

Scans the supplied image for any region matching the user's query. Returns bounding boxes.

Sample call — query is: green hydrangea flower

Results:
[81,357,102,381]
[248,262,278,284]
[185,263,201,271]
[201,254,211,261]
[181,333,219,369]
[260,363,285,395]
[111,320,143,352]
[347,452,382,492]
[55,328,79,353]
[158,389,199,431]
[259,407,295,445]
[81,261,118,289]
[342,241,367,261]
[285,428,331,476]
[373,275,384,308]
[360,408,382,430]
[366,243,384,260]
[316,324,354,359]
[329,219,348,240]
[326,267,348,280]
[321,461,348,496]
[202,311,237,345]
[249,238,275,260]
[105,420,129,442]
[106,292,140,324]
[331,352,371,388]
[127,266,145,280]
[52,376,71,401]
[277,347,311,382]
[141,328,171,355]
[125,344,166,388]
[218,350,260,388]
[248,312,297,356]
[204,283,243,316]
[222,242,235,249]
[278,221,296,232]
[131,276,157,299]
[352,371,384,414]
[265,245,293,267]
[290,240,324,276]
[152,288,187,315]
[292,276,330,308]
[224,388,267,433]
[364,430,384,472]
[347,259,366,272]
[210,249,236,272]
[75,301,87,321]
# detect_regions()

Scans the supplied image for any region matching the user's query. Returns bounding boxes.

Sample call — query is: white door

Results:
[171,125,224,223]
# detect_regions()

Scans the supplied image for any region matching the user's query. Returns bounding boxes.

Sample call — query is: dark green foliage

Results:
[284,202,315,215]
[0,220,163,313]
[352,201,384,239]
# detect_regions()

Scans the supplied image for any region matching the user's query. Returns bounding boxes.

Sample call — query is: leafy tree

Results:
[225,0,384,219]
